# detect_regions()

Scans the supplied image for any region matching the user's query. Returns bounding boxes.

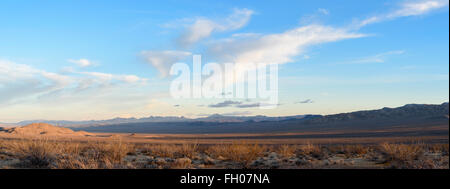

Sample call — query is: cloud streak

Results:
[177,8,254,47]
[0,60,72,104]
[296,99,314,104]
[209,24,365,66]
[68,59,93,68]
[141,50,192,77]
[340,50,405,64]
[358,0,449,27]
[208,100,242,108]
[0,59,148,105]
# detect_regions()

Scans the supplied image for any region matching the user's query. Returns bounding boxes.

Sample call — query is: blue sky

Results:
[0,0,448,122]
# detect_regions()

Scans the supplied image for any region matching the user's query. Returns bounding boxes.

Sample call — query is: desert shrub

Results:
[297,142,326,159]
[3,138,135,169]
[178,143,199,158]
[380,143,424,162]
[427,143,449,155]
[277,145,297,158]
[172,157,192,169]
[142,144,179,158]
[5,138,60,168]
[206,142,265,166]
[340,145,370,157]
[79,141,135,168]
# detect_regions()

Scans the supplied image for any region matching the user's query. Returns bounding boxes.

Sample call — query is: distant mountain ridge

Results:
[13,116,191,127]
[3,102,448,132]
[303,102,449,124]
[7,114,318,127]
[69,102,449,134]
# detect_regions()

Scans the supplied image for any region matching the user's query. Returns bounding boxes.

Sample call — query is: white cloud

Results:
[318,8,329,15]
[0,59,148,105]
[121,75,142,83]
[393,0,449,17]
[0,60,72,104]
[72,71,147,92]
[80,72,113,81]
[151,9,363,81]
[141,50,192,77]
[358,0,449,27]
[145,24,365,84]
[198,24,365,88]
[299,8,331,25]
[68,58,93,67]
[177,8,254,47]
[209,24,365,65]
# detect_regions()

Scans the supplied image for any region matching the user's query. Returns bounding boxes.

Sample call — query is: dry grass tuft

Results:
[179,143,199,159]
[0,137,448,169]
[143,144,178,158]
[3,137,135,169]
[427,143,449,154]
[140,143,198,159]
[277,145,297,158]
[206,142,266,166]
[380,143,424,162]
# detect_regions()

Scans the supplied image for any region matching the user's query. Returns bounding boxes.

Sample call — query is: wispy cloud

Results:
[197,111,252,117]
[340,50,405,64]
[208,100,242,108]
[317,8,330,15]
[0,60,72,104]
[206,100,280,109]
[300,8,331,24]
[357,0,449,27]
[141,50,192,77]
[0,59,148,105]
[235,103,261,108]
[296,99,314,104]
[68,58,93,68]
[145,8,365,83]
[177,8,254,47]
[209,25,365,66]
[236,102,281,108]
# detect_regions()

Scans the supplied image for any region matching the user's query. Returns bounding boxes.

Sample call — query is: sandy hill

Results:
[3,123,91,136]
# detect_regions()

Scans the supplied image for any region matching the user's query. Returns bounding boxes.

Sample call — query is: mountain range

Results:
[70,102,449,134]
[1,102,448,135]
[1,114,314,127]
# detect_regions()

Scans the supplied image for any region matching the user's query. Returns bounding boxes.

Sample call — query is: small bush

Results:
[380,143,424,162]
[277,145,297,158]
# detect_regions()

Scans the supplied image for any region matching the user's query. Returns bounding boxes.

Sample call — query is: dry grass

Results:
[380,143,424,162]
[206,142,266,166]
[0,137,448,169]
[427,143,449,154]
[5,138,60,168]
[277,145,297,158]
[141,144,178,158]
[140,143,198,159]
[299,142,321,154]
[2,137,135,169]
[179,143,199,159]
[297,142,327,160]
[335,144,370,157]
[381,143,449,169]
[172,157,192,168]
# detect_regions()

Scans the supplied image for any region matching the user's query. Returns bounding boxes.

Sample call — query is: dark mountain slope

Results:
[72,103,449,134]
